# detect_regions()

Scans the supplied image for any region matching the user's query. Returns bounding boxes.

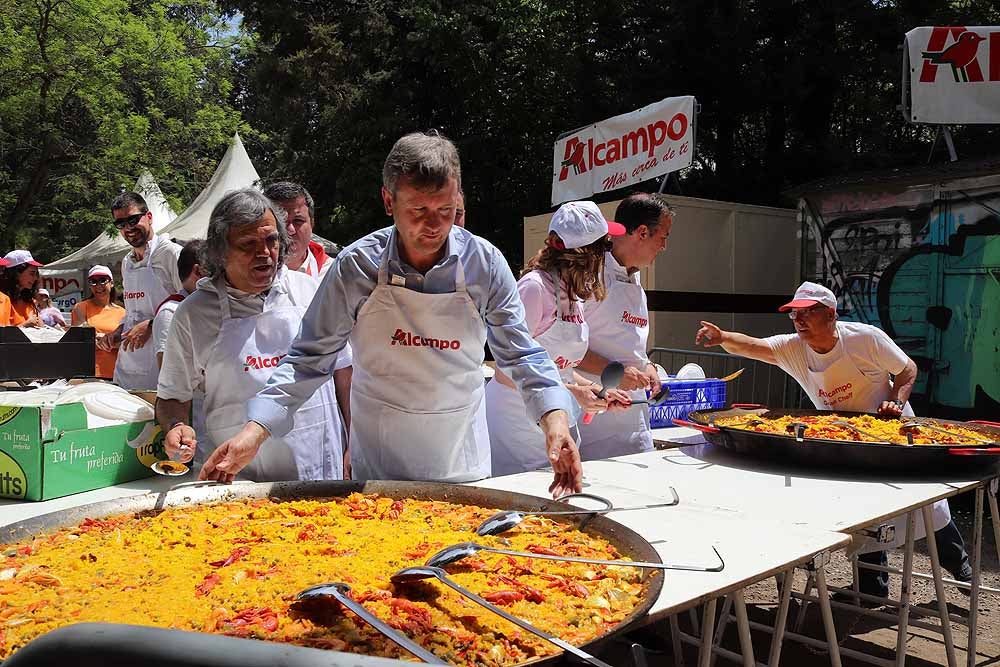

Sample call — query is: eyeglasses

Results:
[787,304,828,319]
[114,212,146,229]
[89,277,111,285]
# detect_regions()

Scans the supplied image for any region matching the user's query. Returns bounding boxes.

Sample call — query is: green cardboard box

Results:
[0,396,162,501]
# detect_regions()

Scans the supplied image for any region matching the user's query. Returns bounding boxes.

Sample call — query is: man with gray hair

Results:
[263,181,337,279]
[156,188,352,481]
[201,131,583,497]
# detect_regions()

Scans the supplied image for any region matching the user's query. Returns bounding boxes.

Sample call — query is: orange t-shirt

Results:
[72,299,126,379]
[9,298,37,326]
[0,292,10,326]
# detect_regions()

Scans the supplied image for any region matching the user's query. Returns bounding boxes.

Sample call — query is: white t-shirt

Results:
[765,321,910,410]
[152,290,188,357]
[517,270,585,338]
[157,269,352,402]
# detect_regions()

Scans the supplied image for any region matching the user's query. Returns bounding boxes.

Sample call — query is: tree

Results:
[0,0,251,259]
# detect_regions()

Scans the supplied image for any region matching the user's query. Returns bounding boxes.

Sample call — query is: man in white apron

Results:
[157,189,348,481]
[198,131,582,497]
[696,281,972,598]
[99,191,183,390]
[577,193,674,460]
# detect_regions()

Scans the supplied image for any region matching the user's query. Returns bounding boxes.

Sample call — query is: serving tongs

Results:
[391,566,615,667]
[426,541,725,573]
[476,491,680,536]
[900,420,1000,454]
[296,582,446,663]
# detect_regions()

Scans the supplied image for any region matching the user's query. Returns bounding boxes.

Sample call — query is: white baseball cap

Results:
[36,288,50,297]
[88,265,113,279]
[3,249,43,268]
[778,281,837,312]
[548,201,626,250]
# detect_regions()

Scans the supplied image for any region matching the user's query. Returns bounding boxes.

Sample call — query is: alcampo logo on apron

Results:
[0,405,22,427]
[0,450,27,499]
[390,328,461,350]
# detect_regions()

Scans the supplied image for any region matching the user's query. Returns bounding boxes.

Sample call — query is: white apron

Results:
[577,255,653,459]
[115,235,171,390]
[202,273,344,482]
[804,335,950,552]
[349,233,490,483]
[488,272,588,476]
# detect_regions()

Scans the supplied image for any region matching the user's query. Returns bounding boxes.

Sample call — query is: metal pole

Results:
[921,504,957,667]
[967,487,984,667]
[813,567,843,667]
[894,511,916,667]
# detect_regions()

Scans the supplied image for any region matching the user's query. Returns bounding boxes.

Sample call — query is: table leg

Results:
[768,567,794,667]
[669,614,686,667]
[733,590,756,667]
[793,571,815,634]
[709,596,733,667]
[813,566,843,667]
[852,554,861,605]
[698,599,718,667]
[921,504,957,667]
[894,510,916,667]
[967,487,983,667]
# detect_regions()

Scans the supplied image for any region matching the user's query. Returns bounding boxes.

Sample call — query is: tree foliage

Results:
[230,0,1000,265]
[0,0,250,259]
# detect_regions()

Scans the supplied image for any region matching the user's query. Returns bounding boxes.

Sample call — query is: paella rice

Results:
[715,413,991,445]
[0,493,646,665]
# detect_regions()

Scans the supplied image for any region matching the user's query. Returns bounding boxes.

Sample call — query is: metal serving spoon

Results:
[582,362,625,425]
[476,490,680,536]
[427,541,725,573]
[830,419,900,445]
[901,420,997,445]
[296,582,445,664]
[390,566,614,667]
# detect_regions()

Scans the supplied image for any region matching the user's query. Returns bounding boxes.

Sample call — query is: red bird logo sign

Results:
[905,26,1000,125]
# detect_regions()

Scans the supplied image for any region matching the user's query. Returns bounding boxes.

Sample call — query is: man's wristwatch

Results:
[890,399,904,409]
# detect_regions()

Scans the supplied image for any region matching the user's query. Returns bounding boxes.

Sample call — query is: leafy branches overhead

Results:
[230,0,1000,266]
[0,0,250,258]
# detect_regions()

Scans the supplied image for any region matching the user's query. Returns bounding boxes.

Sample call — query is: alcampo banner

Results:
[551,95,696,205]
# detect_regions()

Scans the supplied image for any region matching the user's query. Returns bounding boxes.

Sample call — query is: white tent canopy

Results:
[43,170,177,273]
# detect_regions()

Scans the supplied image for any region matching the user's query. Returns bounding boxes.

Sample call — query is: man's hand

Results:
[878,400,904,417]
[643,364,661,391]
[96,333,116,352]
[539,409,583,498]
[695,321,724,347]
[20,312,42,328]
[165,424,197,463]
[121,319,152,352]
[199,422,269,484]
[619,365,654,392]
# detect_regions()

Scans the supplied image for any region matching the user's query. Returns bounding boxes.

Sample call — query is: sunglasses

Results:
[787,304,828,319]
[89,277,111,285]
[114,212,146,229]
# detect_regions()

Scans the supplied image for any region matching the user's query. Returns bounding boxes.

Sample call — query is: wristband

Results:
[168,421,186,431]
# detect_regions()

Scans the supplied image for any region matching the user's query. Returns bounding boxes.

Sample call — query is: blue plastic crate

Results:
[649,377,726,428]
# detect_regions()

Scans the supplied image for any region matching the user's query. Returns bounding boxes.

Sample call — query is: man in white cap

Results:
[98,191,183,390]
[695,281,971,599]
[575,193,674,460]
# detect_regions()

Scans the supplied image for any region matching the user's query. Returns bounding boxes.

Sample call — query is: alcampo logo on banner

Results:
[0,450,27,499]
[919,27,999,83]
[558,115,689,182]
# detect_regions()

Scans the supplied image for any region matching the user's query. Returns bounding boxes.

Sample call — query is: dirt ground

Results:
[597,499,1000,666]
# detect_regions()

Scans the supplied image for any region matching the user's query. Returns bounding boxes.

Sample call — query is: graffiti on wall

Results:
[805,185,1000,417]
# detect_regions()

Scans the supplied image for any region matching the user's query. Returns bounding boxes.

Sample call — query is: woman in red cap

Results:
[1,250,44,327]
[72,265,126,378]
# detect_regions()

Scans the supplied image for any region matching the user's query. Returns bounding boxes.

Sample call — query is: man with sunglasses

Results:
[98,191,183,390]
[694,281,971,600]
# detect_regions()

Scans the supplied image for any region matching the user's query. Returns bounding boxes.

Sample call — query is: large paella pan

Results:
[676,407,1000,472]
[0,481,663,666]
